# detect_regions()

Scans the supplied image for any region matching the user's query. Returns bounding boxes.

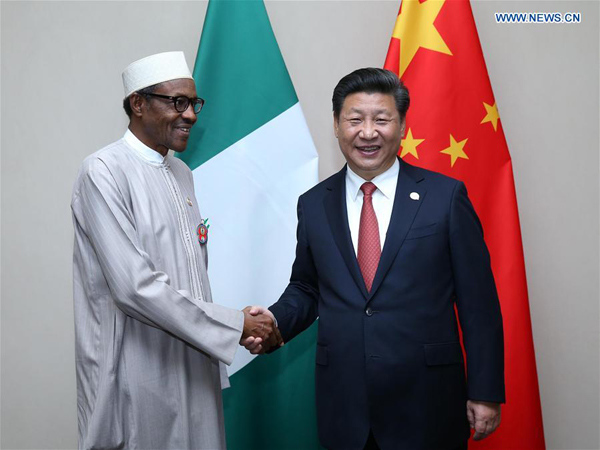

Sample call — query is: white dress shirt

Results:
[346,159,399,255]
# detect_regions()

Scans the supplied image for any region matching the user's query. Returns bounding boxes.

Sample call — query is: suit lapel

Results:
[324,167,370,299]
[368,159,426,301]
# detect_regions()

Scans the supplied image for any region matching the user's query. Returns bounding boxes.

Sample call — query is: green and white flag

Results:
[179,1,321,448]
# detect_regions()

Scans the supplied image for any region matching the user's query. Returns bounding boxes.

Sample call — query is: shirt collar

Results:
[123,129,166,164]
[346,158,399,201]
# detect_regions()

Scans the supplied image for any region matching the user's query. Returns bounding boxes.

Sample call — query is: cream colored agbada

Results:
[71,130,243,449]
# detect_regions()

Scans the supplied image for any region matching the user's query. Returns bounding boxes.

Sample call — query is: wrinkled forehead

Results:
[339,92,399,115]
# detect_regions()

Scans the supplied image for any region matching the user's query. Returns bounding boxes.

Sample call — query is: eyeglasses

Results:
[143,93,205,114]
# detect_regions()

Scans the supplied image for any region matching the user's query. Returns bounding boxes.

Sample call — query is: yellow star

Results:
[480,102,500,131]
[440,134,469,167]
[400,128,425,159]
[392,0,452,77]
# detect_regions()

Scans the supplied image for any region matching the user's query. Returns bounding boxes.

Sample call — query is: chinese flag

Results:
[384,1,545,448]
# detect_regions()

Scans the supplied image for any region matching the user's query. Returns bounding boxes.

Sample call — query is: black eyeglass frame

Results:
[143,92,205,114]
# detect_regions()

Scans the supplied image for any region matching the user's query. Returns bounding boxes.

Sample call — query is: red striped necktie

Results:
[357,182,381,292]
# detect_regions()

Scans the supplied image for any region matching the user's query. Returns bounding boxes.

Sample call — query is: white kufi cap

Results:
[122,51,193,98]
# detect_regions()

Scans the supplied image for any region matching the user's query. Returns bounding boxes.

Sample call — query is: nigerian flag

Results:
[178,1,321,448]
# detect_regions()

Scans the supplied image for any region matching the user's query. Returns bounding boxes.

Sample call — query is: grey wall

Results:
[1,1,598,449]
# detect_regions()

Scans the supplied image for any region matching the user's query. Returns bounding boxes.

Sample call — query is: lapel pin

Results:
[187,197,193,207]
[197,218,210,245]
[410,192,420,201]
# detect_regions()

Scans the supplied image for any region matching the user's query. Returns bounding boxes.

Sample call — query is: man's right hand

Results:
[240,306,283,353]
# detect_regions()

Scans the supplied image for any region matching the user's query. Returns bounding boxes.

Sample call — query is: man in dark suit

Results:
[243,68,504,450]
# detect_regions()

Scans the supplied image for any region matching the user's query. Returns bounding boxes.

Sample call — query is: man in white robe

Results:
[71,51,280,450]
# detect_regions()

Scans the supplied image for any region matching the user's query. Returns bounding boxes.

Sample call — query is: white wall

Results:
[1,1,598,449]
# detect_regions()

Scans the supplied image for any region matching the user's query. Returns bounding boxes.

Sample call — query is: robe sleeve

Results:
[71,158,244,366]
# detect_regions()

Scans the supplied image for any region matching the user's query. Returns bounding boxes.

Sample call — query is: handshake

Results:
[239,306,284,354]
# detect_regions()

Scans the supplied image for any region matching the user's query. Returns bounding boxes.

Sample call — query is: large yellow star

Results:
[480,102,500,131]
[440,134,469,167]
[392,0,452,77]
[400,128,425,159]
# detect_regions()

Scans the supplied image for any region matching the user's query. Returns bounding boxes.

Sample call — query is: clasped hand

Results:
[240,306,283,354]
[466,400,501,441]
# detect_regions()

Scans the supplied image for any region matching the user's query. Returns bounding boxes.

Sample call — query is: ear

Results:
[400,118,406,137]
[333,114,339,138]
[129,93,145,118]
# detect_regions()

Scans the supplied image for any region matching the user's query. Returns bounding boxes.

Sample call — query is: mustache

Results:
[175,119,195,127]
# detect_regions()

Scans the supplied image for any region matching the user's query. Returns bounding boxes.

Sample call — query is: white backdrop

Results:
[1,1,598,449]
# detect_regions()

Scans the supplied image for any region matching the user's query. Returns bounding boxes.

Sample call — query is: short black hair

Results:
[332,68,410,120]
[122,84,158,118]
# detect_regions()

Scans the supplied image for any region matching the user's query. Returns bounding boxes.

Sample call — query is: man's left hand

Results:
[466,400,501,441]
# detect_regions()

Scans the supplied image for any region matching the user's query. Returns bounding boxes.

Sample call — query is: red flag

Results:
[384,1,545,448]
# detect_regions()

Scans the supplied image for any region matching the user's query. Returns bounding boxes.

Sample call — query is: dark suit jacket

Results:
[270,159,504,450]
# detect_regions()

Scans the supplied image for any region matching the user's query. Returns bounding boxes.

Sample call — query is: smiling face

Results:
[132,78,198,156]
[334,92,405,180]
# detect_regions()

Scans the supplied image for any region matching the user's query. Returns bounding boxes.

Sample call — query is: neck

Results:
[128,122,168,156]
[351,161,395,182]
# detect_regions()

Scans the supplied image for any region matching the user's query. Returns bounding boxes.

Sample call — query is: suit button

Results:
[365,307,373,316]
